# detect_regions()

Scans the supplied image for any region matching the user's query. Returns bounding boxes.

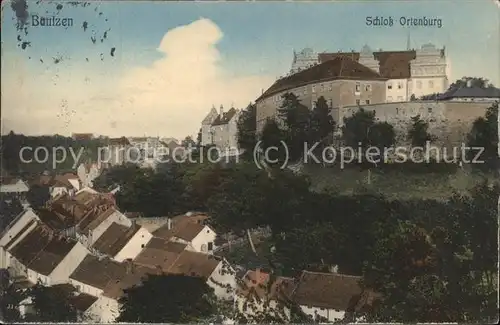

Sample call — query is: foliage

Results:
[407,115,434,147]
[0,270,25,323]
[260,118,287,167]
[117,274,217,323]
[24,282,79,322]
[25,184,51,209]
[467,102,498,171]
[0,197,24,232]
[237,104,258,161]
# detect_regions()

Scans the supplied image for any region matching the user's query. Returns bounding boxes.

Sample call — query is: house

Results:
[134,240,237,300]
[72,133,94,141]
[83,260,160,323]
[289,270,379,322]
[34,173,81,198]
[236,269,294,321]
[5,223,89,286]
[76,162,101,188]
[200,105,241,155]
[90,222,152,262]
[0,208,40,268]
[101,137,132,167]
[438,83,500,102]
[152,212,217,254]
[127,136,170,168]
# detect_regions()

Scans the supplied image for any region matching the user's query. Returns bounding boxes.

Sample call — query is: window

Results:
[141,244,145,248]
[428,80,434,88]
[328,83,333,91]
[303,88,307,95]
[321,84,325,92]
[208,242,214,251]
[365,99,370,105]
[355,83,361,92]
[397,82,403,89]
[312,85,316,93]
[328,99,333,107]
[387,82,393,90]
[417,81,422,89]
[428,107,433,113]
[365,84,372,91]
[356,99,360,105]
[396,108,399,114]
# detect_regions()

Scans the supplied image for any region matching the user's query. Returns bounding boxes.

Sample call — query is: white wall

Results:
[300,305,345,323]
[89,210,132,246]
[386,79,409,102]
[0,209,39,268]
[85,296,120,323]
[26,267,50,285]
[0,180,29,193]
[410,76,447,98]
[49,242,89,284]
[207,259,236,300]
[190,225,217,254]
[68,278,104,297]
[114,227,153,262]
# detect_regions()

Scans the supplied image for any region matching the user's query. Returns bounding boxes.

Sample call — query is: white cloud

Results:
[1,18,274,139]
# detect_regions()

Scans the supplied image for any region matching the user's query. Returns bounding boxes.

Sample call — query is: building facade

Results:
[200,105,241,155]
[291,43,448,103]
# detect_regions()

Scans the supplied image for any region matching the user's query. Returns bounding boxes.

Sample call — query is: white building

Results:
[127,136,170,168]
[151,213,217,254]
[4,222,89,286]
[200,105,241,155]
[292,43,449,102]
[76,163,101,189]
[0,177,29,194]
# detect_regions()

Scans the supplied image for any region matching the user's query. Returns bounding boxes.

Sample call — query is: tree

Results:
[277,93,310,161]
[237,104,258,161]
[181,136,196,148]
[0,197,24,232]
[307,96,336,158]
[117,274,217,323]
[25,184,51,209]
[407,115,434,147]
[449,77,493,90]
[24,283,79,322]
[466,102,498,171]
[0,270,25,323]
[342,108,395,165]
[196,128,202,147]
[260,118,287,168]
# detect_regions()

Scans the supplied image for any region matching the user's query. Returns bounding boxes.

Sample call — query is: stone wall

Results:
[334,100,492,150]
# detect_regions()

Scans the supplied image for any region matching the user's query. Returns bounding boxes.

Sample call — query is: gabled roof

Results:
[167,250,221,279]
[237,270,295,301]
[9,224,78,276]
[69,254,128,290]
[152,213,211,242]
[133,238,184,271]
[211,108,238,126]
[202,106,218,125]
[290,271,364,311]
[318,50,418,79]
[438,86,500,100]
[258,56,386,101]
[91,222,141,257]
[102,264,160,300]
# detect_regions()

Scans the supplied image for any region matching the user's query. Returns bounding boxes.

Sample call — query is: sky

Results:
[1,0,499,139]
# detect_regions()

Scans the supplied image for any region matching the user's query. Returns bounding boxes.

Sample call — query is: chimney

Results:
[466,79,472,87]
[167,218,172,230]
[125,258,134,274]
[219,105,224,117]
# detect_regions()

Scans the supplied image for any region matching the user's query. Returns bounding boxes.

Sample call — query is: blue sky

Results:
[1,0,499,138]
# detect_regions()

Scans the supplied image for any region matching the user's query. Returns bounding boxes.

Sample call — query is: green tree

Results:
[277,92,310,161]
[24,283,79,322]
[306,96,336,160]
[260,118,287,168]
[0,270,25,323]
[467,102,498,171]
[25,184,51,209]
[408,115,434,147]
[117,274,217,323]
[449,76,493,90]
[237,103,258,161]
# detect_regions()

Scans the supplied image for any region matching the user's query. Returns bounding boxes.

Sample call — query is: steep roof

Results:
[290,271,364,311]
[152,213,210,242]
[318,50,418,79]
[258,56,386,101]
[69,254,128,290]
[167,250,221,279]
[211,108,238,126]
[91,222,141,257]
[9,224,77,276]
[438,86,500,100]
[202,106,218,125]
[237,270,295,301]
[102,264,160,300]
